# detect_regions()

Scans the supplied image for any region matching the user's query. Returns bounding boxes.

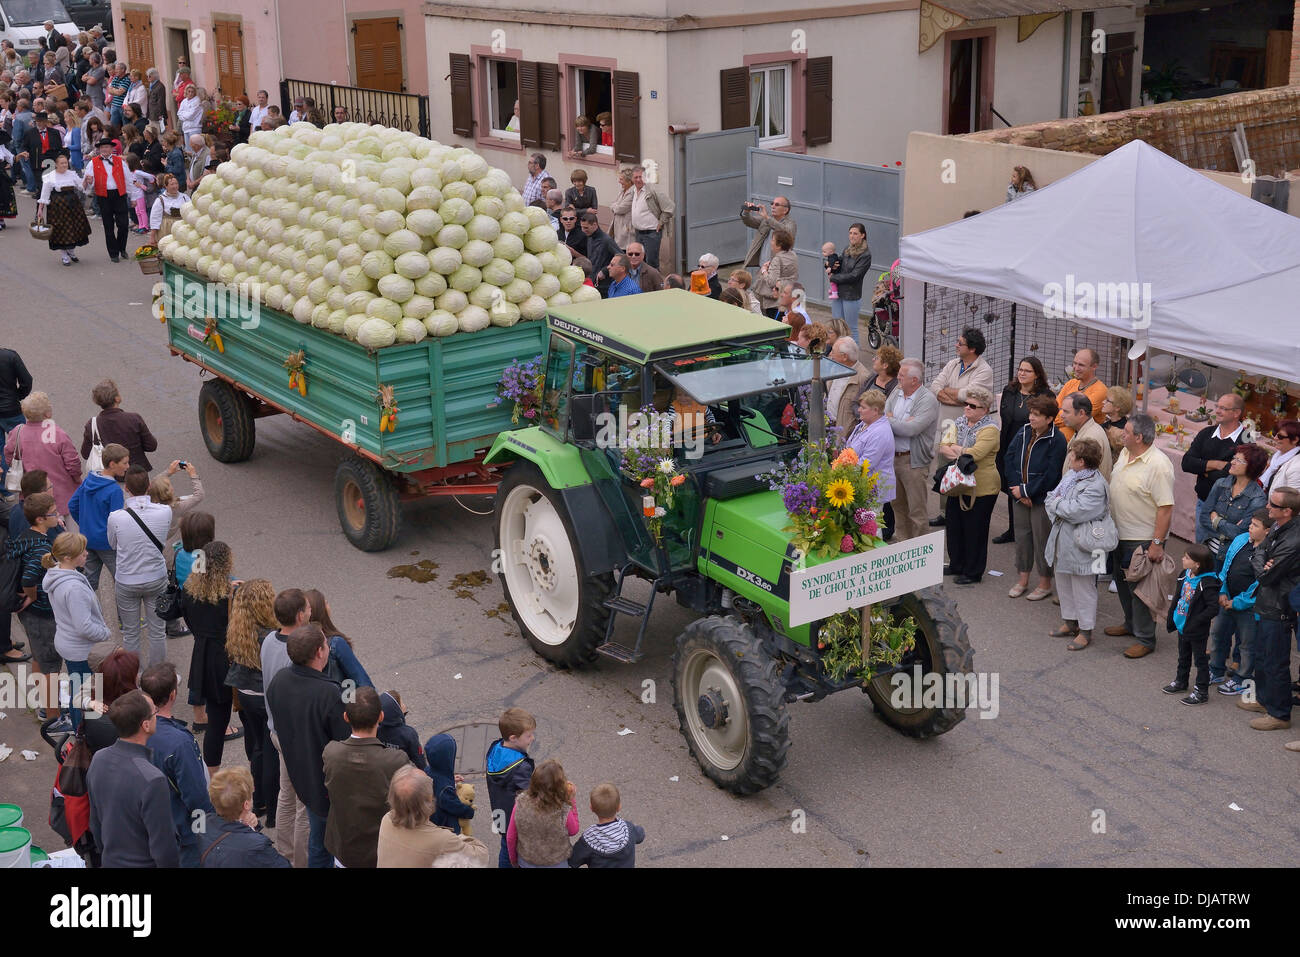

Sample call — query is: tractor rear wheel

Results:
[495,462,613,668]
[672,615,789,794]
[334,456,402,552]
[865,586,974,737]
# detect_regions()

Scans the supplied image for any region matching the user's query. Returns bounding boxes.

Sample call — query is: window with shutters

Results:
[486,59,519,139]
[213,19,245,99]
[749,64,791,148]
[574,68,614,156]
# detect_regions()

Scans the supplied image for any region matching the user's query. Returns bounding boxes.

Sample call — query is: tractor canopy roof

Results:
[546,289,792,364]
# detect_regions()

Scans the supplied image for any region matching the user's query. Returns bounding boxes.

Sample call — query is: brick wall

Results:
[963,85,1300,176]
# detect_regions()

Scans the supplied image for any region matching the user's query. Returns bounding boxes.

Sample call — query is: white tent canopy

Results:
[899,139,1300,382]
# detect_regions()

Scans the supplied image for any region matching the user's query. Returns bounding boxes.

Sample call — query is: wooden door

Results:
[213,20,246,98]
[354,17,403,92]
[123,9,154,73]
[1100,32,1134,114]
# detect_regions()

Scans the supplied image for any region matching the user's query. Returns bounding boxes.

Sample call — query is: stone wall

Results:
[963,85,1300,176]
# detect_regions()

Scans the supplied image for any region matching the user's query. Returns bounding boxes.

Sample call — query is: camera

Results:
[178,461,189,469]
[743,202,759,211]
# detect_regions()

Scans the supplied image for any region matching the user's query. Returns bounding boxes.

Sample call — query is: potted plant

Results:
[1142,60,1188,104]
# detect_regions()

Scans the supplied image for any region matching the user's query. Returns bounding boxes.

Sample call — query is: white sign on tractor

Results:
[788,532,945,626]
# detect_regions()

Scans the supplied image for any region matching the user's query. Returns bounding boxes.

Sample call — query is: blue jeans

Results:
[831,297,862,344]
[307,807,332,868]
[1255,618,1293,720]
[634,228,662,270]
[63,659,92,731]
[1194,499,1214,546]
[110,105,124,128]
[19,157,37,193]
[1209,607,1256,681]
[499,834,511,869]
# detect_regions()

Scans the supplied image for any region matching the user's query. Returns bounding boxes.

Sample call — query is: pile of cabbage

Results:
[157,121,600,349]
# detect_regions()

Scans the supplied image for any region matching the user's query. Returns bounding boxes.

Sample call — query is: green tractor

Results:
[486,291,973,794]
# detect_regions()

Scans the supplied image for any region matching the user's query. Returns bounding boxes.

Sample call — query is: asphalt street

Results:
[1,226,1296,868]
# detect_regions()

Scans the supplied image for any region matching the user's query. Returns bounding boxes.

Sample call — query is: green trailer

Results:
[158,262,548,550]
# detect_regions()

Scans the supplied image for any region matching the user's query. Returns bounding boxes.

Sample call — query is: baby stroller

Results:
[867,258,902,350]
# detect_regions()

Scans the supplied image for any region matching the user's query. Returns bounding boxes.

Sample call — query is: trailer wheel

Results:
[335,457,402,552]
[198,380,256,463]
[865,586,974,737]
[672,615,790,794]
[494,462,612,668]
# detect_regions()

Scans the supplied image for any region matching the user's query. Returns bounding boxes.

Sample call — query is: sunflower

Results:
[825,479,855,507]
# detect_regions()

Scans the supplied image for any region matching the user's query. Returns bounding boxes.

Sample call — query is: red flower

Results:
[840,534,854,552]
[781,403,797,428]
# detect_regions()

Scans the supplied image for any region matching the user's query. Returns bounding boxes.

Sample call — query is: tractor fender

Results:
[487,430,622,577]
[485,428,593,490]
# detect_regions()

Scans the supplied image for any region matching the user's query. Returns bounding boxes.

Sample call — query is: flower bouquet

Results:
[201,98,240,138]
[491,355,546,425]
[769,443,884,559]
[621,409,685,543]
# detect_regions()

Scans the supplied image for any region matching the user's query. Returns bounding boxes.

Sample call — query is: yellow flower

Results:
[825,479,855,507]
[861,460,871,473]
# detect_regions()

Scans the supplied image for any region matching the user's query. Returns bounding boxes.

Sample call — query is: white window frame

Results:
[486,58,520,141]
[575,66,614,156]
[750,63,792,149]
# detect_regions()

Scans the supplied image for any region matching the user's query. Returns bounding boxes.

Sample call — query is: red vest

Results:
[91,154,126,197]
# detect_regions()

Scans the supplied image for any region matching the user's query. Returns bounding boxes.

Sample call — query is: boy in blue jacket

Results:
[485,707,535,869]
[67,443,129,591]
[1162,543,1220,705]
[1213,508,1268,696]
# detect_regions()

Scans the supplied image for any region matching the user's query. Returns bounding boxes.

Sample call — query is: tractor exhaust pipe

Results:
[809,350,826,446]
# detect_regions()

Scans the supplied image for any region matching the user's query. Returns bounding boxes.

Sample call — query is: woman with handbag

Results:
[1044,438,1115,650]
[936,386,1001,584]
[177,539,240,773]
[3,391,82,521]
[1004,395,1068,601]
[35,151,91,266]
[1199,444,1267,560]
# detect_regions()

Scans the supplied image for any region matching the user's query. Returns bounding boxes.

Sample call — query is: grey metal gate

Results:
[747,150,902,306]
[280,79,430,138]
[682,127,759,271]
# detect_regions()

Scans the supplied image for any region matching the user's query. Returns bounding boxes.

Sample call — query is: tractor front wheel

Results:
[495,462,613,668]
[865,586,974,737]
[672,615,790,794]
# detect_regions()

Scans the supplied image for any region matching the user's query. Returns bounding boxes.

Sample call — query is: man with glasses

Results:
[557,205,586,257]
[1184,392,1246,544]
[628,241,663,293]
[741,195,797,268]
[87,689,181,867]
[521,152,547,205]
[1241,486,1300,734]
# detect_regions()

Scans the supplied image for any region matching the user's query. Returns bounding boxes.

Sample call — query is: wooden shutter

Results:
[449,52,473,136]
[124,10,155,73]
[804,56,832,147]
[213,20,245,98]
[518,60,540,147]
[612,70,640,164]
[720,66,749,130]
[355,18,403,92]
[538,62,560,151]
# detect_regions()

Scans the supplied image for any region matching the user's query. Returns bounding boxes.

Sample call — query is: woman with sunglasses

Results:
[1260,419,1300,494]
[936,386,1001,584]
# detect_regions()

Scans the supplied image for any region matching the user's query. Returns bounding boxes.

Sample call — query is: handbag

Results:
[939,463,977,495]
[84,417,104,473]
[3,424,21,492]
[124,508,183,619]
[1072,511,1120,554]
[57,726,92,798]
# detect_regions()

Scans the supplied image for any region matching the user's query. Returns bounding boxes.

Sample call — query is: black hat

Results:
[96,136,113,147]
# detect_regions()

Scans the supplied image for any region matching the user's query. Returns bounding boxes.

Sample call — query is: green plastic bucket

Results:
[0,827,32,868]
[0,804,22,829]
[30,847,49,865]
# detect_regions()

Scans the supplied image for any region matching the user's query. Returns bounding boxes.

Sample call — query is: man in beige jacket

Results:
[741,196,797,267]
[377,766,490,868]
[1059,392,1113,480]
[828,337,870,440]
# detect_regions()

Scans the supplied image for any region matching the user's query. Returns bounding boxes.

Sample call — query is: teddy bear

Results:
[455,781,475,838]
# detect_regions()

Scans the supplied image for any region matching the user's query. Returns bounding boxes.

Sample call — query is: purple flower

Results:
[783,482,817,515]
[854,508,869,526]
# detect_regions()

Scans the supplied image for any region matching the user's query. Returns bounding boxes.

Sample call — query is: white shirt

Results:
[85,154,119,192]
[126,169,153,202]
[630,186,658,230]
[39,169,83,204]
[249,104,269,130]
[150,190,190,229]
[1214,422,1245,443]
[890,390,915,451]
[1261,445,1300,491]
[177,95,203,137]
[106,496,173,586]
[288,109,302,124]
